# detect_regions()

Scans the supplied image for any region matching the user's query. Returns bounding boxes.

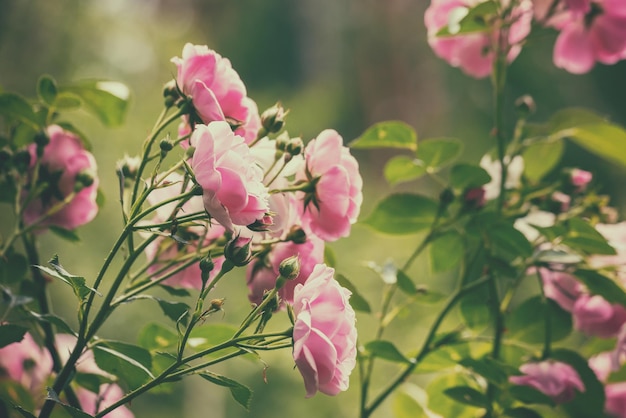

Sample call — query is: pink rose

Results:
[171,44,260,142]
[247,235,325,304]
[23,125,99,231]
[606,382,626,417]
[190,122,269,232]
[552,0,626,74]
[540,269,583,312]
[292,264,357,397]
[0,332,52,395]
[570,168,593,188]
[424,0,532,78]
[573,294,626,338]
[509,360,585,404]
[296,130,363,242]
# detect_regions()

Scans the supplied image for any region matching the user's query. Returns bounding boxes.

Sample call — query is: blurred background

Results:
[2,0,626,417]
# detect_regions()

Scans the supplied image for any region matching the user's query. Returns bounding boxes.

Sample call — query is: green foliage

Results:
[362,193,439,235]
[0,92,39,128]
[522,140,564,182]
[199,372,252,411]
[427,373,485,417]
[384,156,425,185]
[138,323,178,352]
[34,257,99,302]
[0,324,27,348]
[60,81,130,127]
[188,324,239,357]
[443,386,489,408]
[37,75,58,106]
[92,341,154,390]
[335,274,371,312]
[350,121,417,150]
[364,340,411,363]
[392,384,429,418]
[449,163,491,189]
[507,297,572,344]
[429,231,464,273]
[573,269,626,306]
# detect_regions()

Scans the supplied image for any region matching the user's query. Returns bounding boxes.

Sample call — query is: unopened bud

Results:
[285,137,303,157]
[224,235,252,266]
[275,132,289,152]
[0,149,12,167]
[200,254,215,285]
[13,150,31,171]
[286,226,307,244]
[192,184,204,195]
[261,103,288,134]
[439,188,455,207]
[74,170,95,191]
[160,138,174,152]
[515,95,536,117]
[116,154,141,180]
[247,215,274,232]
[34,131,49,148]
[278,255,300,281]
[163,80,181,108]
[463,187,485,210]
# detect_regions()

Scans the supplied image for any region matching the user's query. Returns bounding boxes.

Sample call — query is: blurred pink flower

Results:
[247,235,325,305]
[424,0,533,78]
[540,269,583,312]
[292,264,357,397]
[509,360,585,404]
[296,129,363,242]
[606,382,626,417]
[552,0,626,74]
[573,294,626,338]
[570,168,593,188]
[171,43,260,142]
[23,125,99,231]
[190,122,269,232]
[0,332,52,395]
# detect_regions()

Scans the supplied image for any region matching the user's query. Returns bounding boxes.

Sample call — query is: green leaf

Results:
[0,93,39,128]
[436,1,497,36]
[188,324,238,355]
[393,384,429,418]
[443,386,489,408]
[418,138,463,170]
[567,123,626,168]
[459,282,491,330]
[1,252,28,284]
[459,357,514,386]
[384,155,426,185]
[485,221,533,260]
[34,257,99,302]
[562,218,616,255]
[48,226,80,243]
[74,373,113,394]
[93,341,154,390]
[507,296,572,344]
[324,246,337,268]
[138,323,178,352]
[13,405,37,418]
[522,140,564,182]
[364,340,410,363]
[573,269,626,307]
[396,270,418,295]
[199,372,252,410]
[54,92,83,110]
[552,349,605,417]
[156,299,189,324]
[502,407,543,418]
[0,324,28,348]
[509,385,555,406]
[362,193,439,235]
[37,75,57,106]
[159,285,190,297]
[429,231,464,273]
[427,373,485,417]
[450,163,491,189]
[335,274,371,313]
[350,121,417,150]
[45,387,95,417]
[28,312,75,335]
[60,81,130,127]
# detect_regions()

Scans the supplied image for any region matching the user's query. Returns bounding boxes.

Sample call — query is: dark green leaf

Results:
[509,385,555,406]
[522,140,564,182]
[0,324,28,348]
[507,296,572,344]
[138,323,178,352]
[574,269,626,307]
[1,253,28,284]
[156,299,189,324]
[443,386,489,408]
[459,357,511,386]
[485,221,533,259]
[351,121,417,150]
[384,155,426,185]
[335,274,371,313]
[429,231,464,273]
[502,407,543,418]
[362,193,439,235]
[54,92,83,110]
[199,372,252,410]
[450,163,491,189]
[364,340,410,363]
[74,373,113,394]
[13,405,37,418]
[61,81,130,127]
[159,285,190,297]
[427,374,485,417]
[552,349,605,417]
[48,226,80,243]
[0,93,39,127]
[37,75,57,106]
[396,270,418,295]
[562,218,616,255]
[35,257,98,302]
[11,123,37,148]
[28,311,75,335]
[46,387,95,417]
[188,324,238,355]
[93,341,153,390]
[393,384,428,418]
[459,282,491,330]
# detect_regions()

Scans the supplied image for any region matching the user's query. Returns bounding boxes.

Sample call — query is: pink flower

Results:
[606,382,626,418]
[540,269,584,312]
[190,122,269,232]
[424,0,533,78]
[292,264,357,397]
[76,385,133,418]
[572,294,626,338]
[0,332,52,395]
[552,0,626,74]
[171,44,260,142]
[509,360,585,404]
[247,235,325,305]
[570,168,593,188]
[296,130,363,242]
[23,125,99,231]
